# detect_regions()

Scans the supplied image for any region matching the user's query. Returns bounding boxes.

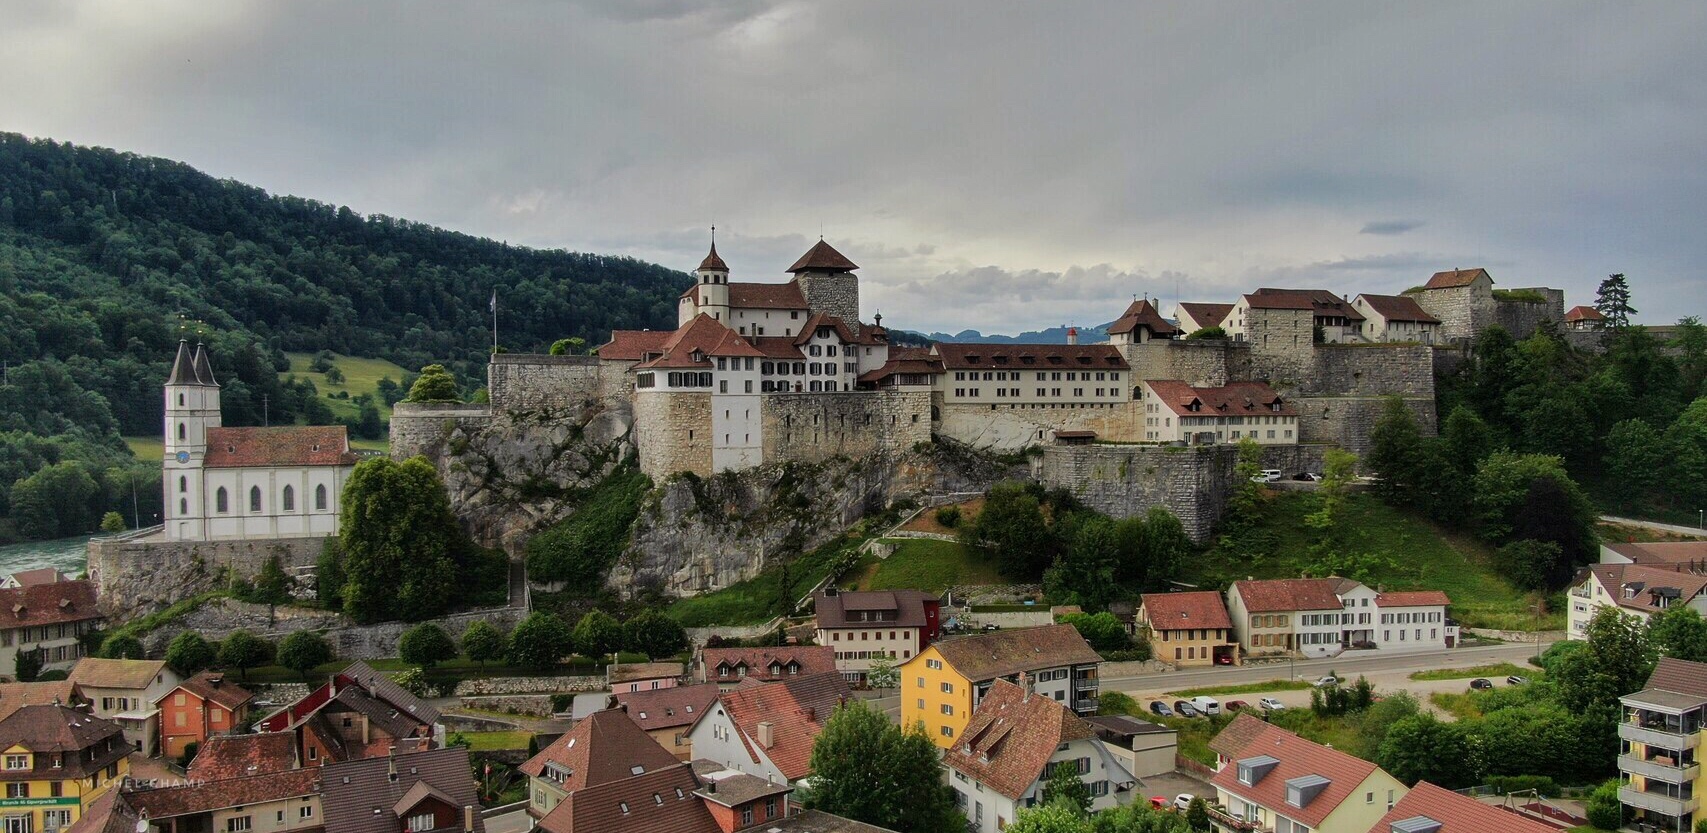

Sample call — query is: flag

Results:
[490,288,497,313]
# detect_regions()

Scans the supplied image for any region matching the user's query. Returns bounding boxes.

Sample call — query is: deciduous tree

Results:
[399,623,457,669]
[460,621,507,668]
[277,631,334,681]
[338,457,460,623]
[508,612,571,672]
[571,610,624,659]
[806,701,961,833]
[404,364,459,403]
[1041,760,1093,815]
[165,631,216,677]
[217,630,273,681]
[623,610,687,659]
[99,633,144,660]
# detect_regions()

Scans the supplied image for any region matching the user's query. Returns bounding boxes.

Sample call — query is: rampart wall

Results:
[1121,340,1246,387]
[634,391,713,479]
[762,390,931,464]
[1493,288,1566,340]
[87,534,329,618]
[389,403,493,460]
[936,403,1142,451]
[488,353,613,411]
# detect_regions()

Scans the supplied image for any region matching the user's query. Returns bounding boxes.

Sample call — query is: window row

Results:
[206,484,330,514]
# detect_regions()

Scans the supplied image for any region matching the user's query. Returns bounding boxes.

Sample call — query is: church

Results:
[161,341,359,542]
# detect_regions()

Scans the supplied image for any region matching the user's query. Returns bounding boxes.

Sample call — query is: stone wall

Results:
[1256,344,1436,455]
[390,403,493,460]
[796,272,860,323]
[761,390,931,464]
[634,391,713,479]
[488,354,608,412]
[1120,340,1246,387]
[145,597,527,660]
[1493,288,1566,340]
[936,402,1142,451]
[452,676,604,696]
[87,534,329,619]
[1412,285,1493,343]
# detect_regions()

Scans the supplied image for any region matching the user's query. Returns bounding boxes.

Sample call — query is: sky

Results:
[4,1,1705,335]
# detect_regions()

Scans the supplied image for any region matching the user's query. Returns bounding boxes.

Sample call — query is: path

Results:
[1602,514,1707,538]
[1102,639,1555,692]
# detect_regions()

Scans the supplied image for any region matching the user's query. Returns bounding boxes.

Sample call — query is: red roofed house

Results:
[0,578,103,675]
[613,682,721,759]
[1374,590,1456,651]
[161,340,360,542]
[1565,304,1607,331]
[814,588,941,685]
[1567,562,1707,641]
[1137,380,1296,446]
[519,707,684,821]
[1138,592,1236,667]
[685,672,853,786]
[155,671,254,759]
[942,679,1136,833]
[1174,303,1235,335]
[1411,268,1495,342]
[1351,294,1442,344]
[254,660,442,767]
[1369,780,1559,833]
[1107,299,1180,346]
[1224,289,1364,346]
[696,646,838,689]
[1226,579,1349,660]
[1210,720,1406,833]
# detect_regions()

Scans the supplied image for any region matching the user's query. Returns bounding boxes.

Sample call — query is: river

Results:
[0,535,92,579]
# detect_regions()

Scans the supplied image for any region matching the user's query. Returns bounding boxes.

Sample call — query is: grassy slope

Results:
[847,538,1009,592]
[665,535,865,628]
[1195,491,1556,631]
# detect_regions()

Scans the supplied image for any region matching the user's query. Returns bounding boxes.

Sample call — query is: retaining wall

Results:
[87,534,330,618]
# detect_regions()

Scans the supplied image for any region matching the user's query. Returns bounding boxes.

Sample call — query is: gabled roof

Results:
[0,681,83,724]
[1565,305,1606,323]
[929,624,1102,683]
[730,281,810,309]
[714,672,851,781]
[0,579,101,629]
[64,789,140,833]
[786,239,859,273]
[698,243,728,272]
[750,337,808,360]
[932,343,1129,371]
[166,340,199,386]
[1249,288,1365,321]
[187,732,299,781]
[1142,380,1293,418]
[1588,564,1707,614]
[815,589,936,629]
[614,683,721,732]
[321,747,485,833]
[1648,657,1707,699]
[635,315,767,370]
[203,426,359,468]
[1141,591,1233,631]
[940,679,1097,801]
[1424,268,1492,289]
[699,646,838,684]
[68,658,168,691]
[0,705,129,779]
[1177,303,1234,329]
[1375,590,1452,608]
[598,330,675,362]
[1107,299,1181,337]
[793,312,861,346]
[1355,294,1441,325]
[518,707,681,790]
[1231,579,1345,613]
[7,567,69,587]
[690,761,793,807]
[1371,781,1557,833]
[1207,712,1271,762]
[1603,541,1707,566]
[127,769,320,818]
[1210,721,1385,827]
[537,761,717,833]
[608,662,684,685]
[158,671,252,712]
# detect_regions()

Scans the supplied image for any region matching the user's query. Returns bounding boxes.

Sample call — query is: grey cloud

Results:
[1360,221,1425,236]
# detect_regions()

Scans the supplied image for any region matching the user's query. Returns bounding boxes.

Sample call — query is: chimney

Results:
[1020,671,1032,702]
[386,746,397,782]
[804,706,816,723]
[756,721,775,749]
[463,805,475,833]
[361,714,371,745]
[1066,327,1079,345]
[706,779,717,794]
[208,676,221,689]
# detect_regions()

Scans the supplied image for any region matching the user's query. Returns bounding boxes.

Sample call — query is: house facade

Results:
[1226,579,1345,659]
[0,579,102,675]
[1373,591,1456,651]
[685,673,850,786]
[607,662,683,694]
[1618,657,1707,832]
[520,707,683,821]
[1567,564,1707,640]
[155,672,253,759]
[1209,720,1407,833]
[813,588,940,685]
[67,658,180,755]
[1137,381,1297,445]
[1351,294,1441,344]
[1138,592,1237,668]
[0,705,130,833]
[900,624,1103,747]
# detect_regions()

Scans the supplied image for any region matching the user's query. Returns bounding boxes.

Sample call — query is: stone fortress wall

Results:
[633,390,714,478]
[761,390,932,466]
[1493,287,1567,341]
[88,533,328,618]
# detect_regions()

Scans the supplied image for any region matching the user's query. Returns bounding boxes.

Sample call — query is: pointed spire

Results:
[166,340,197,386]
[698,225,729,272]
[785,239,858,274]
[191,343,219,387]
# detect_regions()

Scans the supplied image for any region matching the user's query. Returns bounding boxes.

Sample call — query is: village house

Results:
[612,683,720,760]
[154,671,253,759]
[520,707,683,821]
[1173,303,1234,335]
[1225,579,1346,659]
[1564,304,1607,331]
[1617,656,1707,832]
[67,658,180,755]
[1138,592,1237,668]
[1600,540,1707,569]
[1209,720,1407,833]
[1106,299,1181,346]
[319,747,484,833]
[1350,294,1441,344]
[125,768,322,833]
[1567,563,1707,639]
[695,646,837,689]
[186,732,301,781]
[1136,381,1297,445]
[254,660,442,765]
[0,704,130,832]
[1223,290,1362,347]
[686,672,851,786]
[0,681,85,724]
[1373,590,1456,651]
[1083,714,1178,780]
[0,579,103,676]
[942,679,1136,833]
[606,662,683,695]
[901,624,1103,747]
[813,588,941,685]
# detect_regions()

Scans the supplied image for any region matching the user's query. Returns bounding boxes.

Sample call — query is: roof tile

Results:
[929,624,1102,682]
[1140,591,1233,632]
[203,426,359,468]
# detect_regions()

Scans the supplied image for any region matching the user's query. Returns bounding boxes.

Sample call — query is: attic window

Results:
[993,356,1009,364]
[1077,356,1091,364]
[630,765,645,775]
[619,802,629,815]
[654,793,663,806]
[1285,774,1331,808]
[966,355,981,364]
[227,445,236,453]
[638,712,648,719]
[1389,817,1443,833]
[312,444,320,452]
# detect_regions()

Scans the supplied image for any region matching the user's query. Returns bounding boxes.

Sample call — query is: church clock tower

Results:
[163,340,221,541]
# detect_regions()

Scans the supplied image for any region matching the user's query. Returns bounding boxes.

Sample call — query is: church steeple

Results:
[191,343,220,387]
[166,340,197,386]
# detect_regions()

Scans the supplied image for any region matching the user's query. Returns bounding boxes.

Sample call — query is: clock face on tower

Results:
[176,451,190,464]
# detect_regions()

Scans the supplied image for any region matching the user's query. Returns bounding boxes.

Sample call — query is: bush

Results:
[550,693,575,713]
[1185,326,1227,340]
[1585,779,1622,831]
[165,631,216,677]
[1057,612,1131,652]
[934,506,961,528]
[393,667,432,698]
[525,467,650,586]
[100,634,145,660]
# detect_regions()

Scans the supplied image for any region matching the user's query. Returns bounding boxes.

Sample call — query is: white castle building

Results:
[161,341,357,542]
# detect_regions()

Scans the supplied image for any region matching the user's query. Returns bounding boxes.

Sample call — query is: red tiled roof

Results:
[716,672,851,781]
[518,708,681,789]
[203,426,358,468]
[537,761,717,833]
[1231,579,1343,613]
[1375,590,1451,608]
[699,647,837,684]
[598,330,675,361]
[1355,294,1441,324]
[930,624,1102,682]
[1589,564,1707,614]
[0,681,83,723]
[940,679,1096,801]
[1141,591,1232,632]
[816,590,935,630]
[1647,657,1707,699]
[7,567,67,587]
[786,240,859,273]
[677,281,811,311]
[932,342,1129,371]
[750,337,807,360]
[698,243,728,272]
[0,705,128,779]
[1207,712,1270,762]
[320,747,484,833]
[157,671,252,712]
[0,579,101,629]
[793,312,860,346]
[1371,781,1557,833]
[1210,721,1384,828]
[65,789,141,833]
[187,732,299,781]
[857,357,943,385]
[635,315,767,370]
[1424,268,1492,289]
[1250,288,1365,321]
[1565,305,1605,322]
[128,769,320,818]
[1604,541,1707,565]
[1177,303,1233,329]
[1108,299,1182,336]
[614,683,720,732]
[1142,380,1293,418]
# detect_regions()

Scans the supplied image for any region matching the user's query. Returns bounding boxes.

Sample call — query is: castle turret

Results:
[163,341,220,539]
[692,237,731,325]
[787,239,860,323]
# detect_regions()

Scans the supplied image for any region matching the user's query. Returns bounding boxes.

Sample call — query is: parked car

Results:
[1506,675,1529,685]
[1470,678,1494,690]
[1149,701,1174,717]
[1293,472,1322,481]
[1258,697,1285,711]
[1215,652,1234,665]
[1190,696,1221,716]
[1173,700,1198,717]
[1149,797,1170,811]
[1314,675,1339,687]
[1225,700,1249,712]
[981,623,1000,632]
[1174,794,1197,812]
[1252,469,1283,483]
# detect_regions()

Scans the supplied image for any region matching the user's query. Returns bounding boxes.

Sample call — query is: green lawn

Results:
[1169,680,1314,698]
[453,731,532,751]
[666,535,864,627]
[124,436,165,461]
[853,538,1009,592]
[1409,662,1531,681]
[280,351,411,424]
[1196,492,1557,631]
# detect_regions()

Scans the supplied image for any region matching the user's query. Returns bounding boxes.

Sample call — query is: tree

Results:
[99,511,125,533]
[1651,605,1707,663]
[508,612,571,672]
[165,631,216,677]
[99,633,144,660]
[866,654,899,691]
[1595,273,1636,329]
[1008,800,1089,833]
[1041,760,1093,815]
[1472,452,1597,587]
[399,623,458,669]
[324,365,345,385]
[404,364,459,403]
[13,649,42,683]
[1604,418,1666,510]
[1057,612,1131,653]
[962,481,1057,578]
[9,461,100,539]
[251,555,293,605]
[1133,507,1191,591]
[806,700,962,833]
[1555,607,1654,714]
[1185,796,1210,832]
[549,337,586,356]
[1305,448,1358,535]
[460,621,507,668]
[339,457,463,623]
[1376,713,1480,788]
[1045,516,1121,611]
[571,610,624,659]
[218,630,274,681]
[1585,778,1622,831]
[277,631,334,681]
[1366,397,1425,507]
[623,610,688,659]
[1493,540,1561,591]
[316,540,346,609]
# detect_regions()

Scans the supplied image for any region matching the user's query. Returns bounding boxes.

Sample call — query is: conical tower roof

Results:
[166,340,198,386]
[786,239,858,273]
[191,343,220,387]
[698,242,729,272]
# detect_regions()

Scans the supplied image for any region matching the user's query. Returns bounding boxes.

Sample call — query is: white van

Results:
[1253,470,1283,483]
[1189,696,1221,716]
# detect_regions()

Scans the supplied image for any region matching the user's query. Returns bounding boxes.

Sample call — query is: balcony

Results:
[1620,754,1701,784]
[1205,805,1269,833]
[1620,785,1699,817]
[1621,722,1697,751]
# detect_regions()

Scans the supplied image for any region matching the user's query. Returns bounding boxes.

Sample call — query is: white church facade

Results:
[161,341,359,543]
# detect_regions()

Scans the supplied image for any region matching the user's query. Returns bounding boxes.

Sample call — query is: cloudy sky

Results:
[5,1,1705,334]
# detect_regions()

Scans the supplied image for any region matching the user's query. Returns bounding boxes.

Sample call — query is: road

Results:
[1602,514,1707,538]
[1102,639,1555,694]
[484,809,532,833]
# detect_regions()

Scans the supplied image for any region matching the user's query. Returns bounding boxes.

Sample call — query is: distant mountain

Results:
[894,321,1116,345]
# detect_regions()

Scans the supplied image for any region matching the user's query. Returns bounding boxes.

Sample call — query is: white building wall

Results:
[819,627,922,681]
[684,706,788,784]
[730,307,809,338]
[711,359,764,472]
[1338,584,1378,645]
[1374,605,1451,651]
[952,736,1132,833]
[1293,609,1343,658]
[201,466,347,541]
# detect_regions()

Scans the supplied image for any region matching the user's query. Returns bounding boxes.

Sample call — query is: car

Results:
[1149,797,1170,811]
[1149,701,1174,717]
[1470,678,1494,690]
[1190,696,1221,716]
[1292,472,1323,481]
[1174,794,1197,812]
[981,623,1000,632]
[1314,675,1339,687]
[1172,700,1198,717]
[1225,700,1249,712]
[1506,675,1529,685]
[1215,652,1234,665]
[1258,697,1285,711]
[1252,469,1283,483]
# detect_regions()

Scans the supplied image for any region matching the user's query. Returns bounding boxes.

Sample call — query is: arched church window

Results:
[249,485,262,513]
[282,485,295,512]
[179,476,187,494]
[178,423,186,441]
[178,394,185,406]
[180,498,188,515]
[315,484,328,511]
[216,488,228,514]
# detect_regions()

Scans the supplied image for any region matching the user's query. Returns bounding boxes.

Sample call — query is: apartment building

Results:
[1209,720,1406,833]
[814,588,940,685]
[1568,563,1707,640]
[1618,657,1707,832]
[901,624,1103,747]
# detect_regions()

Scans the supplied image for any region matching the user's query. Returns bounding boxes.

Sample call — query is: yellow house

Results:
[1209,720,1406,833]
[899,624,1102,748]
[0,704,130,832]
[1139,591,1238,667]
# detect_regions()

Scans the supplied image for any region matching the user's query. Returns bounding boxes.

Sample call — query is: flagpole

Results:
[491,287,498,353]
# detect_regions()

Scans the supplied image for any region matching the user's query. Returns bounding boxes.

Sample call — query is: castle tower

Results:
[787,239,860,322]
[163,341,221,540]
[694,235,731,324]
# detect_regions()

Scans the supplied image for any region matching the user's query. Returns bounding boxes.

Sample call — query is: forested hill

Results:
[0,132,688,541]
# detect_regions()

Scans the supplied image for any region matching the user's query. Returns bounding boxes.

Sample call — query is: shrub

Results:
[165,631,216,677]
[180,741,199,768]
[550,693,575,713]
[100,634,145,660]
[1185,326,1227,340]
[934,506,961,528]
[1585,779,1622,830]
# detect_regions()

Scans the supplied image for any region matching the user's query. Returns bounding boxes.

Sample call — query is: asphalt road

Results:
[1103,639,1556,693]
[484,809,532,833]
